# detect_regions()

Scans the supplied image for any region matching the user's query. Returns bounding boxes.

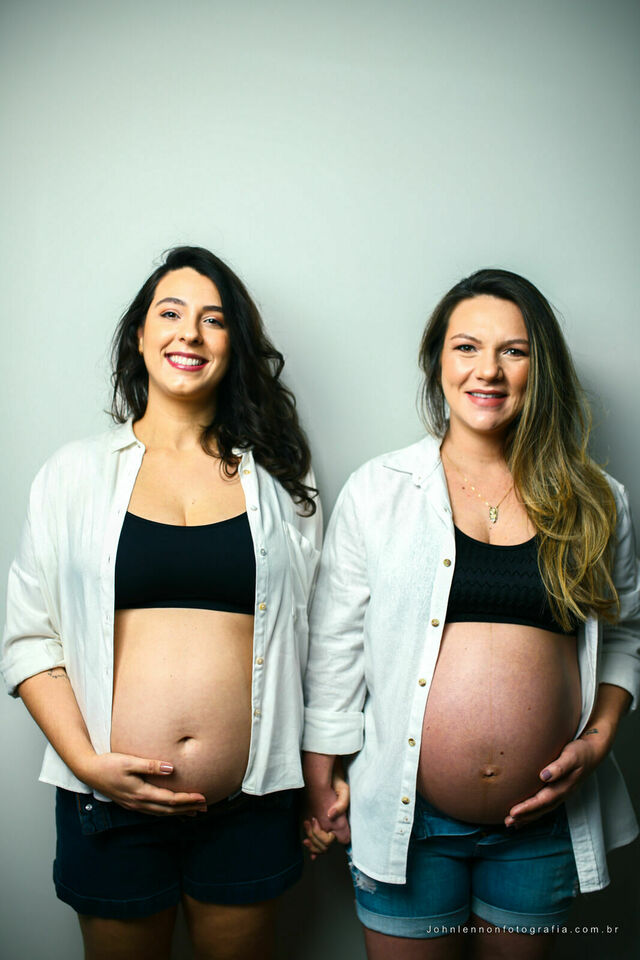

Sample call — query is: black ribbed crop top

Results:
[445,526,576,635]
[114,511,256,614]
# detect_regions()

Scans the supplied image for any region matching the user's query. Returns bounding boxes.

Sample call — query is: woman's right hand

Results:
[81,752,207,815]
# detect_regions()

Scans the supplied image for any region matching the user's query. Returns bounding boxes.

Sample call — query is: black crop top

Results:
[114,511,256,614]
[445,526,576,635]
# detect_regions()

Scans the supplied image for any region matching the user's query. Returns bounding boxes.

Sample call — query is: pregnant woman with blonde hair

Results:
[2,246,321,960]
[303,268,639,959]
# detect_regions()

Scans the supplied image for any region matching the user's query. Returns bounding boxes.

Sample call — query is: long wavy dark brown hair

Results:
[419,268,619,630]
[111,246,317,514]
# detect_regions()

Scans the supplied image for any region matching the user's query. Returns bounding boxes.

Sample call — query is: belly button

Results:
[480,765,501,780]
[178,736,194,744]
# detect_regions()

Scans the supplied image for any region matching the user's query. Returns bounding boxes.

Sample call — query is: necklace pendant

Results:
[489,506,498,524]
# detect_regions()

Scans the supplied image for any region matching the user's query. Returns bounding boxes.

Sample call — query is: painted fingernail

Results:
[541,769,552,781]
[159,763,173,773]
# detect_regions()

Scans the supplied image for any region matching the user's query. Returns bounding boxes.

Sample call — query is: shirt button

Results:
[258,602,267,611]
[431,618,440,627]
[401,796,410,805]
[443,558,451,567]
[243,468,251,475]
[259,548,267,556]
[85,803,93,811]
[254,708,261,718]
[255,657,264,665]
[408,738,416,747]
[250,504,258,511]
[403,816,410,823]
[418,678,426,687]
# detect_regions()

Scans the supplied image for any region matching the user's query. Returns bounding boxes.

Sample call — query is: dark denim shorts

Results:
[53,787,303,919]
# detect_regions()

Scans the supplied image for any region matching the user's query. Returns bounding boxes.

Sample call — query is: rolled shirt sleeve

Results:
[2,475,64,696]
[303,476,368,754]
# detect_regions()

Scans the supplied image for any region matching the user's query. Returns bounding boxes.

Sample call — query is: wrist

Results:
[578,721,616,757]
[72,748,103,788]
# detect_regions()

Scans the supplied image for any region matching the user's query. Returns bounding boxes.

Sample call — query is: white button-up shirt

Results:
[303,435,640,893]
[2,421,322,799]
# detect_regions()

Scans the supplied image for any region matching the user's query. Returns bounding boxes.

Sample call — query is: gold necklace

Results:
[444,453,513,525]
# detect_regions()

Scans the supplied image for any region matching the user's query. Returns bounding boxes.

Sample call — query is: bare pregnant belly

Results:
[418,622,581,824]
[111,608,254,803]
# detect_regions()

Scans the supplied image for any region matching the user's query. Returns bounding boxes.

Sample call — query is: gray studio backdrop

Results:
[1,1,639,958]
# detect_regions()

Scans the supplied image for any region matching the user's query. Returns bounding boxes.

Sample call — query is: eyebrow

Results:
[449,333,529,346]
[155,296,224,313]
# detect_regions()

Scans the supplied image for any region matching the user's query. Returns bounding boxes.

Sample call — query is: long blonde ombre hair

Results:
[419,268,619,631]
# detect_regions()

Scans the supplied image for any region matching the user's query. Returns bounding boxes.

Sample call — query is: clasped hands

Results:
[303,766,351,860]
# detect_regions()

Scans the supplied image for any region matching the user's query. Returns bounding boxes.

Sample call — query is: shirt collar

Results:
[107,418,249,462]
[108,419,142,452]
[381,433,443,486]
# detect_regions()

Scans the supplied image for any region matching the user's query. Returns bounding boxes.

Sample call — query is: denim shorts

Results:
[351,795,579,938]
[53,787,303,919]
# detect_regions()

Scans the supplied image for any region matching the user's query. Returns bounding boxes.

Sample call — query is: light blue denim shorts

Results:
[351,795,579,938]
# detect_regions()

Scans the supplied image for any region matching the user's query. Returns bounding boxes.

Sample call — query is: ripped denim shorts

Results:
[349,795,579,939]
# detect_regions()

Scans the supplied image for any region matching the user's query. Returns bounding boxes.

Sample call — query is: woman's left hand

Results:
[505,683,631,827]
[505,735,604,826]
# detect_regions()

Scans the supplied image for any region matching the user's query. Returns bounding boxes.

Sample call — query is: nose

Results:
[476,349,502,381]
[178,314,202,344]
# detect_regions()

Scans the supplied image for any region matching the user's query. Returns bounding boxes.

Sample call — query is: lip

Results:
[165,352,208,371]
[465,390,508,407]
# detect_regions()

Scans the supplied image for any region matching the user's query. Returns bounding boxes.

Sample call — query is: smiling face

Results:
[138,267,231,408]
[440,294,530,440]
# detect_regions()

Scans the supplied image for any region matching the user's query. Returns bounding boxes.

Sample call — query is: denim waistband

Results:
[413,793,567,842]
[69,788,249,837]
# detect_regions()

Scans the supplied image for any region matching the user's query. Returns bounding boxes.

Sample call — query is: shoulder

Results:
[29,424,131,499]
[343,434,441,494]
[596,469,632,524]
[601,470,627,503]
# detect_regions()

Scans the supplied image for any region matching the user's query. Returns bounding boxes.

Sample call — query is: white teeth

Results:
[469,392,503,397]
[167,355,205,366]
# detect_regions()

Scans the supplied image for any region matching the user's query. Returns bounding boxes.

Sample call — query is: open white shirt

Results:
[303,435,640,893]
[2,420,322,800]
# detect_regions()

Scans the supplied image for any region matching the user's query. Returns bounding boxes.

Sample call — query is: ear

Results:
[137,326,144,355]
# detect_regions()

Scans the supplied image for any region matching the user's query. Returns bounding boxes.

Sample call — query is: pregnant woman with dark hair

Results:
[2,246,322,960]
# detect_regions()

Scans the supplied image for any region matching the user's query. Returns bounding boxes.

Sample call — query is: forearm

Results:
[18,668,98,784]
[302,751,337,786]
[579,682,632,752]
